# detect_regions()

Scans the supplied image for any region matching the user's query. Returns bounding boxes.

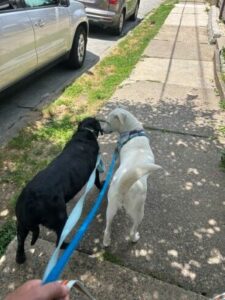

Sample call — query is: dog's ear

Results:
[94,119,103,135]
[77,120,83,131]
[114,112,127,125]
[98,123,104,135]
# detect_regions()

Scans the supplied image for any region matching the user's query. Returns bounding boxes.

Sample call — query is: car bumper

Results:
[85,7,118,26]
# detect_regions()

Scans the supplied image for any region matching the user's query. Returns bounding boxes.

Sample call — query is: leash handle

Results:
[59,280,96,300]
[43,151,117,283]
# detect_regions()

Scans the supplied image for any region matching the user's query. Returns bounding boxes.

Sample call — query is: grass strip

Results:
[219,99,225,110]
[0,220,16,257]
[220,126,225,171]
[221,150,225,171]
[0,0,176,255]
[103,251,123,266]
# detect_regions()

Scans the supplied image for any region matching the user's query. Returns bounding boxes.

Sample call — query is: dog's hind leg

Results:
[95,169,104,190]
[124,180,146,243]
[128,198,145,243]
[123,176,147,243]
[16,222,29,264]
[129,203,144,243]
[31,226,40,246]
[103,196,119,247]
[55,210,69,250]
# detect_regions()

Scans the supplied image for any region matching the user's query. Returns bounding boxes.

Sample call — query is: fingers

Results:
[59,296,70,300]
[5,280,70,300]
[39,282,69,300]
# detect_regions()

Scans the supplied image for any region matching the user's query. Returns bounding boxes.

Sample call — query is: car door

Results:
[23,0,70,67]
[0,0,37,91]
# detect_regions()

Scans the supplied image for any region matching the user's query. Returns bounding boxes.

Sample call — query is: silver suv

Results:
[0,0,88,92]
[78,0,139,35]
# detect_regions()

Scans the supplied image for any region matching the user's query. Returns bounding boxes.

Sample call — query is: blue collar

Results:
[116,129,146,153]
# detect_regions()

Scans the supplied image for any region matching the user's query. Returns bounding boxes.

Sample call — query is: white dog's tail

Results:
[116,162,162,194]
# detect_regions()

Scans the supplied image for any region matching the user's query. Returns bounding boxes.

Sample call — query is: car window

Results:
[24,0,58,7]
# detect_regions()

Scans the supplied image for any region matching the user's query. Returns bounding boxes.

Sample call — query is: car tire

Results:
[112,10,125,36]
[130,1,139,21]
[67,26,87,69]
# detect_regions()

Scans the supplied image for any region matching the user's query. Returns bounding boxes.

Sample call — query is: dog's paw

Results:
[103,240,111,248]
[103,234,111,248]
[16,253,26,264]
[131,232,140,243]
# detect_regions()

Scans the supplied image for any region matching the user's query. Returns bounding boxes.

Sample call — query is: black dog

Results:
[15,117,103,264]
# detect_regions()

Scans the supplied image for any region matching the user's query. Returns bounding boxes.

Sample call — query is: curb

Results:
[208,5,221,44]
[214,47,225,99]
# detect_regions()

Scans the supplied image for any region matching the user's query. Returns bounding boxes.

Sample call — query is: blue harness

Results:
[116,129,147,153]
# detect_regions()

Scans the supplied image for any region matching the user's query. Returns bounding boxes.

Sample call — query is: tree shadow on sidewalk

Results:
[76,98,225,298]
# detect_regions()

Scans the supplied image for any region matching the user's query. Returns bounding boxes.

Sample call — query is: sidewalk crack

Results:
[143,124,213,139]
[77,246,209,298]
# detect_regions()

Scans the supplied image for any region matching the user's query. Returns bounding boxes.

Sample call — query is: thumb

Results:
[40,282,69,300]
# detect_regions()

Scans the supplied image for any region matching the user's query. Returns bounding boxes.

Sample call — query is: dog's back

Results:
[28,131,99,201]
[103,108,161,247]
[16,117,103,263]
[111,136,161,195]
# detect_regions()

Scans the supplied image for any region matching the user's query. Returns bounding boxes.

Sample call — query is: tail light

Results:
[108,0,118,4]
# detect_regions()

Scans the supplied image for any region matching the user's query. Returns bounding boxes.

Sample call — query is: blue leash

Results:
[43,155,103,281]
[43,151,118,284]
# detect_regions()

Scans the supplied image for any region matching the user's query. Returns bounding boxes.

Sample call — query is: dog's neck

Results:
[82,127,97,138]
[119,115,143,134]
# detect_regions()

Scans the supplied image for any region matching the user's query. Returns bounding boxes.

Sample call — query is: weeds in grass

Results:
[220,149,225,171]
[219,99,225,110]
[0,220,16,257]
[221,73,225,83]
[103,251,123,265]
[219,125,225,171]
[222,47,225,62]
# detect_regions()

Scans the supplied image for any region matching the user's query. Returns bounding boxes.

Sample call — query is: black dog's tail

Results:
[31,226,40,246]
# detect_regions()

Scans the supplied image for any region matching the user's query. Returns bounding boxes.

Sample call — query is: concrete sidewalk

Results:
[0,1,225,299]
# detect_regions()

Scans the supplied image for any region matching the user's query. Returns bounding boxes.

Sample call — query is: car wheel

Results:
[112,11,125,36]
[67,26,87,69]
[130,1,139,21]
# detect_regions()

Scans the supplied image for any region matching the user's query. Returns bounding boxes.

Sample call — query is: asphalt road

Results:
[0,0,163,145]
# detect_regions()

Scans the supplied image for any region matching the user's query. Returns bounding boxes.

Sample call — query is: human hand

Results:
[5,279,69,300]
